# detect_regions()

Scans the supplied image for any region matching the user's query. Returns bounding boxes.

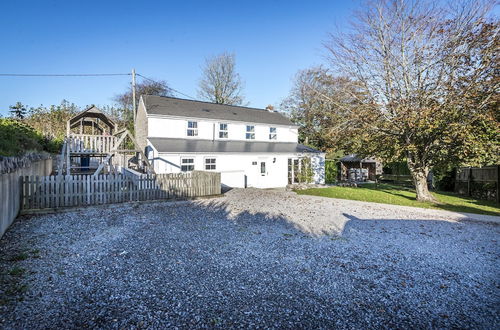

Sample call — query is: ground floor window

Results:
[204,157,216,170]
[181,158,194,172]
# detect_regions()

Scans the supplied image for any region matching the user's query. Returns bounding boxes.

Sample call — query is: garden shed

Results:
[338,154,382,181]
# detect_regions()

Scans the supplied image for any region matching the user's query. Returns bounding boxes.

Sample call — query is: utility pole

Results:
[132,68,136,126]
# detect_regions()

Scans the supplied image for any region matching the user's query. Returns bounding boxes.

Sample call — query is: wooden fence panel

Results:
[21,171,221,210]
[455,166,499,202]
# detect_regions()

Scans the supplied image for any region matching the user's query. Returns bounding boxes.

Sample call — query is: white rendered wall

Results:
[147,116,298,143]
[152,153,289,188]
[311,153,326,184]
[149,150,326,188]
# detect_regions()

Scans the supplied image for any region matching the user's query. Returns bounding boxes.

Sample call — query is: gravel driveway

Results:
[0,188,499,329]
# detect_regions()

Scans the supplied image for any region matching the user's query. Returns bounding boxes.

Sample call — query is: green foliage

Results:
[383,161,411,176]
[0,118,61,156]
[24,100,79,139]
[296,184,500,216]
[281,67,364,153]
[316,2,499,201]
[325,160,338,184]
[433,167,456,192]
[8,267,26,277]
[8,252,29,262]
[9,102,27,119]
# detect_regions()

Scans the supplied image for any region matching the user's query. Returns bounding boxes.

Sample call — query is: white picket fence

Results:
[21,171,221,210]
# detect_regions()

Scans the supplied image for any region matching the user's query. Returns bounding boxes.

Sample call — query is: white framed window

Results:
[204,157,216,170]
[269,127,277,140]
[187,121,198,137]
[219,123,228,139]
[246,125,255,140]
[181,158,194,172]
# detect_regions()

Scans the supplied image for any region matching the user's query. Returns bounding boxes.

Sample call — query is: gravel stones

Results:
[0,188,498,328]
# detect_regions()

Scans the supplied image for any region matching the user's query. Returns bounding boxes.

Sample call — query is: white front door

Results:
[257,157,269,188]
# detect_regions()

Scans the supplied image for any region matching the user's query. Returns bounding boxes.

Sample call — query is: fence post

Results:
[467,167,472,197]
[496,165,499,204]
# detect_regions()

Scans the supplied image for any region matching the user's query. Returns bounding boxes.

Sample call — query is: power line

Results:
[0,73,130,77]
[0,71,197,100]
[136,73,196,100]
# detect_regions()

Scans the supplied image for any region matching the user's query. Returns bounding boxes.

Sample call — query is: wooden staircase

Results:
[58,130,154,176]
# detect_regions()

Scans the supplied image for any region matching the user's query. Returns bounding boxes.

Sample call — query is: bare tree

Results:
[114,79,173,129]
[198,52,247,105]
[322,0,498,202]
[281,67,366,151]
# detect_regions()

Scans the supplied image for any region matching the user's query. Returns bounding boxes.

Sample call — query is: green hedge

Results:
[383,161,411,175]
[325,160,337,184]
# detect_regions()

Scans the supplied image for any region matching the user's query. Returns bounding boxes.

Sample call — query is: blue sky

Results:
[0,0,356,116]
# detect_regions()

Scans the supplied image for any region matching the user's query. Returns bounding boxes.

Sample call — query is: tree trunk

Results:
[408,166,436,202]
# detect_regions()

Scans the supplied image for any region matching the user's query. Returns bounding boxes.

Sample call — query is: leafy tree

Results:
[320,0,499,201]
[9,102,27,119]
[198,52,247,105]
[24,100,79,139]
[281,67,365,153]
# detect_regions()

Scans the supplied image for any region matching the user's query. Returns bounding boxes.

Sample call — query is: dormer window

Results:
[219,123,228,139]
[187,121,198,136]
[269,127,277,140]
[246,125,255,140]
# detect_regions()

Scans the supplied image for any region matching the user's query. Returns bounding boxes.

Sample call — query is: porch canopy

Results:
[67,105,116,135]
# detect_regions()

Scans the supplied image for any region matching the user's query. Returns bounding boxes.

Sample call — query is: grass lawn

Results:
[296,183,500,216]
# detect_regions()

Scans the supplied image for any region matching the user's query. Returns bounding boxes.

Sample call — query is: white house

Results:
[135,95,325,188]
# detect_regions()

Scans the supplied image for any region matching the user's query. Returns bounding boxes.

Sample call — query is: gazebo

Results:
[338,154,382,182]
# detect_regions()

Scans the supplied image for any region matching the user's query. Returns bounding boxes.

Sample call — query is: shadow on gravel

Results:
[196,199,344,237]
[0,198,498,329]
[189,199,488,239]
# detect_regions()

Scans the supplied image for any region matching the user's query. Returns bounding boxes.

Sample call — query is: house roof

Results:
[148,137,322,154]
[339,154,378,163]
[142,95,296,126]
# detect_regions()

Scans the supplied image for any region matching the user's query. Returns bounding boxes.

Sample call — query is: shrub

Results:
[0,118,62,156]
[433,167,456,191]
[383,161,411,175]
[325,160,337,184]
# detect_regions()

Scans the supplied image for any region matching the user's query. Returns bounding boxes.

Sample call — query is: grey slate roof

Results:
[148,137,322,154]
[142,95,296,126]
